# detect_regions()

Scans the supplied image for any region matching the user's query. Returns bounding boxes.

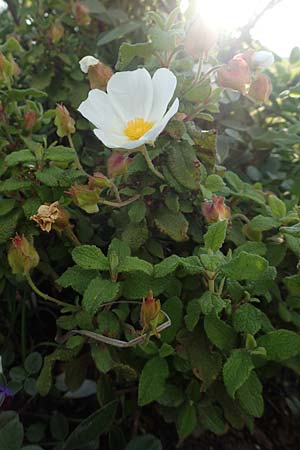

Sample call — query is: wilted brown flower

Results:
[31,201,69,232]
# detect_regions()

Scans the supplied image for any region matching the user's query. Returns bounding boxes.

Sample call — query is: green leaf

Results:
[61,401,117,450]
[56,266,99,295]
[118,256,153,276]
[223,350,254,398]
[249,215,280,231]
[5,150,35,167]
[204,220,227,252]
[44,146,76,163]
[128,200,146,223]
[198,402,227,435]
[121,221,148,250]
[116,42,153,70]
[0,412,24,450]
[82,277,121,315]
[232,304,262,335]
[138,357,169,406]
[176,402,197,439]
[204,312,237,351]
[154,208,188,242]
[24,352,43,375]
[153,255,180,278]
[97,22,141,46]
[237,371,264,417]
[281,222,300,238]
[199,291,226,315]
[204,174,226,192]
[221,251,273,281]
[160,297,183,343]
[0,199,16,216]
[158,384,184,407]
[6,88,46,100]
[268,195,286,219]
[72,245,109,270]
[166,142,201,190]
[91,343,114,374]
[0,209,21,244]
[0,178,32,192]
[125,435,162,450]
[257,329,300,361]
[184,80,211,103]
[50,412,69,441]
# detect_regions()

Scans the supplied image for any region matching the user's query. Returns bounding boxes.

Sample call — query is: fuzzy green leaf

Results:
[82,277,121,314]
[72,245,109,270]
[223,350,254,398]
[138,357,169,406]
[204,220,227,252]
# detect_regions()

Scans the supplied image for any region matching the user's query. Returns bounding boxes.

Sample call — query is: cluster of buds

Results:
[202,195,231,224]
[8,234,39,275]
[185,17,219,58]
[79,55,113,90]
[140,290,161,335]
[54,104,75,137]
[31,201,70,233]
[73,1,91,27]
[217,50,274,102]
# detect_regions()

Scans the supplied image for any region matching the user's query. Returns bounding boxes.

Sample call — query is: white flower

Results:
[78,68,179,150]
[251,51,274,71]
[79,55,99,73]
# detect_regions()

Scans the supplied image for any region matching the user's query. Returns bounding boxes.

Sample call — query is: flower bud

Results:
[67,184,100,214]
[251,51,274,71]
[54,104,75,137]
[88,172,111,189]
[242,223,262,242]
[201,195,231,223]
[248,73,272,103]
[8,234,39,275]
[140,290,161,334]
[74,1,91,27]
[79,56,113,90]
[0,53,11,82]
[48,22,64,44]
[217,57,251,93]
[31,201,70,233]
[185,17,218,58]
[23,111,37,131]
[107,152,129,178]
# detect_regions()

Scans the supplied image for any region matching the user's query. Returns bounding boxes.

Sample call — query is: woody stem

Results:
[99,194,140,208]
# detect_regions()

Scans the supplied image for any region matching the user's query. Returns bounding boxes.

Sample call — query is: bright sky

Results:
[0,0,299,57]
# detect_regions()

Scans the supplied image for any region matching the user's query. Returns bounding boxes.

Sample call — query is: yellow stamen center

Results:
[124,117,154,141]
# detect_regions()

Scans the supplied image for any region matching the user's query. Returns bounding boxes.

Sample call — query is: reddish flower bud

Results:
[79,56,113,90]
[107,152,129,178]
[8,234,39,275]
[54,104,75,137]
[217,57,251,93]
[23,111,37,131]
[74,1,91,27]
[140,290,161,334]
[201,195,231,223]
[248,73,272,103]
[48,22,64,44]
[185,17,218,58]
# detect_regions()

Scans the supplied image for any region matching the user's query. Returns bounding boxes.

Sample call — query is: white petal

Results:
[79,56,99,73]
[78,89,123,132]
[94,129,128,149]
[252,51,274,70]
[148,68,177,122]
[107,68,153,122]
[143,98,179,142]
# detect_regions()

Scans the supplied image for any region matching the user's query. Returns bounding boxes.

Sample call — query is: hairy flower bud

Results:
[67,184,100,214]
[8,234,39,275]
[48,22,64,44]
[0,53,12,82]
[74,1,91,27]
[23,111,37,131]
[140,290,161,334]
[107,152,129,178]
[248,73,272,103]
[31,201,70,233]
[79,56,113,90]
[217,57,251,93]
[202,195,231,223]
[88,172,111,189]
[185,17,218,58]
[54,104,75,137]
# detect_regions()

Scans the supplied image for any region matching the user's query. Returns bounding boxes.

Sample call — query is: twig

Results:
[5,0,20,25]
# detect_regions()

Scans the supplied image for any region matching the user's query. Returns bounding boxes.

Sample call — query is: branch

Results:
[240,0,284,39]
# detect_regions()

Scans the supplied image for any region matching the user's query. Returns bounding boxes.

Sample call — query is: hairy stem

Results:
[140,145,165,181]
[26,273,76,309]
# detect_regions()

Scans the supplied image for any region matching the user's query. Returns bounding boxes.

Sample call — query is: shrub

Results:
[1,1,300,448]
